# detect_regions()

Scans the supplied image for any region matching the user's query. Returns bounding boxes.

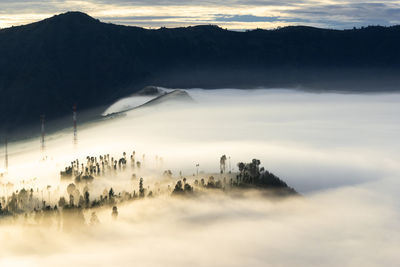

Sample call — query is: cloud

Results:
[214,14,279,22]
[1,88,400,265]
[1,181,400,266]
[1,0,400,29]
[284,2,400,27]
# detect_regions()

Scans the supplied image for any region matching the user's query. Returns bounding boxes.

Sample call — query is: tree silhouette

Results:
[69,194,74,207]
[207,176,216,188]
[109,188,115,199]
[112,206,118,219]
[58,197,66,208]
[139,178,145,198]
[237,162,245,182]
[220,155,227,174]
[78,195,85,207]
[67,183,76,196]
[84,191,90,208]
[172,180,183,195]
[184,183,193,192]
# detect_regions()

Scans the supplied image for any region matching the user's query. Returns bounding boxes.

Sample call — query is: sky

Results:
[0,0,400,30]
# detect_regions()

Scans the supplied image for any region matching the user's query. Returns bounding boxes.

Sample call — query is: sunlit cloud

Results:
[0,1,400,29]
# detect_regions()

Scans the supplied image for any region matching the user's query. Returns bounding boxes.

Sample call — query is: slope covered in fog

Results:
[103,89,193,115]
[1,11,400,129]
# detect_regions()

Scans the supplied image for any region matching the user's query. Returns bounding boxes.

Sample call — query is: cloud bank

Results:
[1,88,400,266]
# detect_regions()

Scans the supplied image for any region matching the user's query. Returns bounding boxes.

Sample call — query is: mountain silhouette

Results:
[1,11,400,130]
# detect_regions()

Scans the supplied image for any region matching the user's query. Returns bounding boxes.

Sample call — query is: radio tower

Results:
[40,114,45,151]
[73,104,77,144]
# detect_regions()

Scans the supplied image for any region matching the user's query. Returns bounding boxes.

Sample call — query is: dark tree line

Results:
[235,159,296,194]
[0,154,297,228]
[171,158,297,196]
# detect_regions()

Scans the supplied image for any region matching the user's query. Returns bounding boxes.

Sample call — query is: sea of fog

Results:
[1,88,400,266]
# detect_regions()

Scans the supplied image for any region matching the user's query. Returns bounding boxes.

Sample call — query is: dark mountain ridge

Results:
[1,11,400,131]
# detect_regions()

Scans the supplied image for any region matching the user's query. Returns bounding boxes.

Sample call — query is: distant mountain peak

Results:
[45,11,99,24]
[54,11,93,19]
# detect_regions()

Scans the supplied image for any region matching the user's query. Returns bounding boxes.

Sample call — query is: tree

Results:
[84,191,90,208]
[58,197,66,208]
[172,180,184,195]
[112,206,118,219]
[184,183,193,193]
[220,155,227,173]
[246,159,261,183]
[139,178,145,197]
[109,188,115,199]
[237,162,245,172]
[78,196,85,207]
[18,189,28,210]
[67,183,76,196]
[69,194,74,207]
[207,176,216,188]
[237,162,245,182]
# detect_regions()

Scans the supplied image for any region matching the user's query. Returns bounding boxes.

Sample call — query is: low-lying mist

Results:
[1,88,400,266]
